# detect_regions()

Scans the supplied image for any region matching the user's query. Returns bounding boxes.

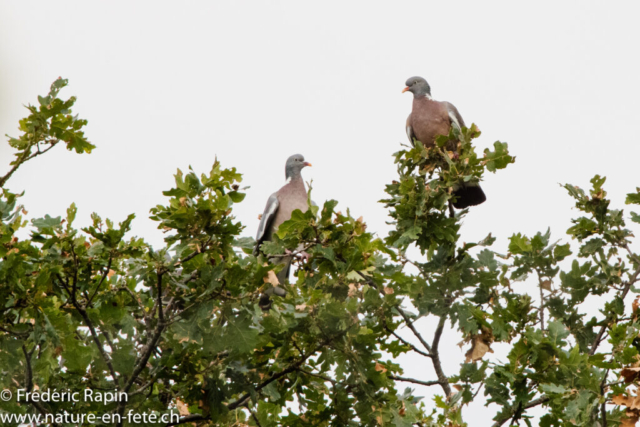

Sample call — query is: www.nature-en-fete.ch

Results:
[0,411,180,424]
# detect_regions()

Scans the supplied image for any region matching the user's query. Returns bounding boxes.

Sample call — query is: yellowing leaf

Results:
[348,283,358,298]
[176,398,190,416]
[374,362,387,373]
[264,270,280,286]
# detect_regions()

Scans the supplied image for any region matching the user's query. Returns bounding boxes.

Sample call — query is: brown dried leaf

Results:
[540,279,552,291]
[622,367,640,384]
[258,214,263,220]
[176,398,190,416]
[374,362,387,373]
[107,269,116,278]
[383,287,394,295]
[398,401,406,416]
[614,393,640,411]
[614,394,632,406]
[633,296,640,315]
[622,409,640,427]
[295,304,307,311]
[465,328,494,363]
[348,283,358,298]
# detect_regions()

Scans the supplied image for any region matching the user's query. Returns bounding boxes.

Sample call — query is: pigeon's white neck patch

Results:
[421,93,433,100]
[285,176,292,184]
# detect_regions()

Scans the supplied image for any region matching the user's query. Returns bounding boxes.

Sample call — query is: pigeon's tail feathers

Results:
[259,293,273,311]
[452,184,486,209]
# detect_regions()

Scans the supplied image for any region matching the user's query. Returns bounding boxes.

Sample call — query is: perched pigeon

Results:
[403,76,486,209]
[254,154,312,309]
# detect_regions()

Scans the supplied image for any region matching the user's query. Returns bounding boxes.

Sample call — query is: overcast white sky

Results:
[2,1,640,424]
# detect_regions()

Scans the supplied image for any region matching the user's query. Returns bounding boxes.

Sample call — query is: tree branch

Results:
[491,397,549,427]
[356,271,433,354]
[0,325,30,338]
[61,269,120,389]
[166,414,207,426]
[589,261,640,355]
[298,368,337,384]
[22,345,60,427]
[386,326,432,358]
[76,306,120,387]
[430,315,451,398]
[0,140,59,188]
[156,270,165,324]
[116,299,174,426]
[389,375,442,387]
[87,255,113,305]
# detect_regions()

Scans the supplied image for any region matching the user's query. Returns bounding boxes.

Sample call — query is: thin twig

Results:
[590,262,640,355]
[356,271,432,354]
[491,397,549,427]
[0,140,59,188]
[62,269,120,388]
[389,375,441,387]
[116,299,174,426]
[537,271,546,332]
[299,368,337,385]
[88,255,113,305]
[76,307,120,386]
[22,345,60,427]
[0,325,30,337]
[166,414,207,426]
[156,270,165,324]
[129,367,165,397]
[386,327,432,358]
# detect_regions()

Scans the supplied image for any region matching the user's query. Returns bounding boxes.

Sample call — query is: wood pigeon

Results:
[403,76,486,209]
[254,154,312,309]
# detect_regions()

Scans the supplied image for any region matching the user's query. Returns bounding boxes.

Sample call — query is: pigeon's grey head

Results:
[402,76,431,98]
[285,154,311,179]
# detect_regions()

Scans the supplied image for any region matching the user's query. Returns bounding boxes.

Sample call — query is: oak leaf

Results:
[176,398,190,416]
[264,270,280,286]
[465,328,494,363]
[540,279,552,291]
[622,367,640,384]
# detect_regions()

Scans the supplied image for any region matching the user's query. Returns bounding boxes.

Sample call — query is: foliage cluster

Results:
[2,80,640,427]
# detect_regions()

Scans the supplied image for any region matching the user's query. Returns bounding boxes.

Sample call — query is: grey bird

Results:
[254,154,312,310]
[403,76,486,209]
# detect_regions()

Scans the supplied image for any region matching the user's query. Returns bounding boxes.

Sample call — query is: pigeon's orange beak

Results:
[402,87,410,93]
[303,162,312,167]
